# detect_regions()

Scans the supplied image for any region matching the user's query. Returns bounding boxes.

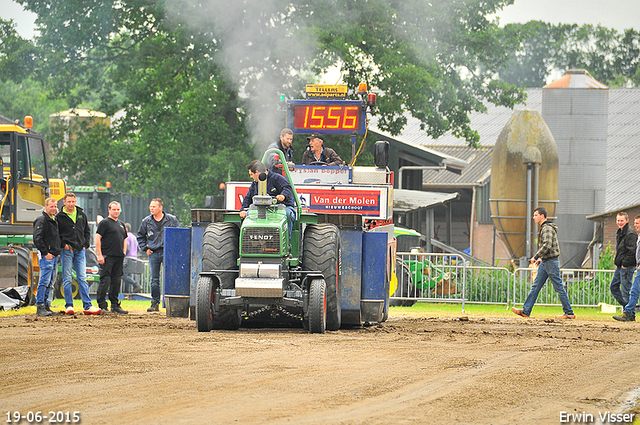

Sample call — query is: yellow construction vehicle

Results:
[0,115,65,305]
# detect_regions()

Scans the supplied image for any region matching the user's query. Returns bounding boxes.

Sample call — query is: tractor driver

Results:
[240,160,296,239]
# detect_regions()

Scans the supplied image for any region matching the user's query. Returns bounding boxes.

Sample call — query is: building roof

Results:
[372,88,640,211]
[51,108,107,118]
[393,189,459,213]
[370,90,542,149]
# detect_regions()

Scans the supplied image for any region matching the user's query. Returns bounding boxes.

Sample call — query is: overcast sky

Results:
[2,0,638,39]
[494,0,640,31]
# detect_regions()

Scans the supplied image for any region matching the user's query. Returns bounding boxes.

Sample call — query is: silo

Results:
[542,69,608,269]
[490,110,559,261]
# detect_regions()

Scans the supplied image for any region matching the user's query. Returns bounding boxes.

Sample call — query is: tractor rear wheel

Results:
[202,222,241,330]
[308,278,326,334]
[196,276,214,332]
[303,224,341,330]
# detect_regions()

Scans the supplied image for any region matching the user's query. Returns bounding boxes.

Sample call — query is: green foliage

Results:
[6,0,639,214]
[598,243,615,270]
[0,77,67,131]
[309,0,524,147]
[0,18,37,84]
[499,22,640,87]
[47,118,120,186]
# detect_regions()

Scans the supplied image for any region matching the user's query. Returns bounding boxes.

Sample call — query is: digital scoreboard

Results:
[287,100,366,135]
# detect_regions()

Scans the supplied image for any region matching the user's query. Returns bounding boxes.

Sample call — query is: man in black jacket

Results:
[301,134,344,166]
[610,211,637,307]
[33,198,62,316]
[57,193,102,315]
[240,160,296,241]
[265,128,295,175]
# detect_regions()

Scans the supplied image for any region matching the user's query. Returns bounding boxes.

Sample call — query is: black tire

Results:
[196,276,214,332]
[303,224,341,330]
[15,247,35,305]
[202,222,241,330]
[308,278,326,334]
[390,259,416,307]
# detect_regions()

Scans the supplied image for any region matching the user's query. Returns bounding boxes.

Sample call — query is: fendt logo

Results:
[249,234,273,240]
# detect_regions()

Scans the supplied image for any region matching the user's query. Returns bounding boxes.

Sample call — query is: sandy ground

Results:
[2,310,640,425]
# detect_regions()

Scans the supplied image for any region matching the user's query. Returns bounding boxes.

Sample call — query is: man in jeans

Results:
[614,215,640,321]
[512,207,575,319]
[33,198,62,316]
[56,193,102,315]
[609,212,637,307]
[137,198,180,312]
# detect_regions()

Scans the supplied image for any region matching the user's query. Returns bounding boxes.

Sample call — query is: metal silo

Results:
[491,110,559,262]
[542,69,609,269]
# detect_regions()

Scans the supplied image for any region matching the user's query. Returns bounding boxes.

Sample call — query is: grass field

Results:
[391,301,621,321]
[0,299,161,317]
[1,299,622,321]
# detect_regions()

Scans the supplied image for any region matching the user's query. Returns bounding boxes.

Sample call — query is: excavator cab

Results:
[0,117,57,233]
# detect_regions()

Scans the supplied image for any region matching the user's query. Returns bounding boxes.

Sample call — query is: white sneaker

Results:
[83,306,102,315]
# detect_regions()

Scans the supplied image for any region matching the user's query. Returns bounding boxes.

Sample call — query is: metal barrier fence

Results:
[126,254,619,306]
[121,259,153,296]
[512,267,616,308]
[394,252,618,311]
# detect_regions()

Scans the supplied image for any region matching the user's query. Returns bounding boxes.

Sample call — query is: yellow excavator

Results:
[0,115,65,304]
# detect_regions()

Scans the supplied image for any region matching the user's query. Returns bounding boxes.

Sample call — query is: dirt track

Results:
[2,311,640,425]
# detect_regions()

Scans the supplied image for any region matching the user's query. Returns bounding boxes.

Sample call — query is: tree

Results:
[0,18,37,84]
[304,0,525,147]
[11,0,528,210]
[498,22,640,88]
[18,0,253,215]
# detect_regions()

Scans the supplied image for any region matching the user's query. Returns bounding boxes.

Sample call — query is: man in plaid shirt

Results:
[512,207,575,319]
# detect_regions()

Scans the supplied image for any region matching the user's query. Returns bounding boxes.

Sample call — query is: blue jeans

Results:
[285,206,296,240]
[610,266,634,306]
[149,251,163,303]
[522,258,574,316]
[61,247,93,310]
[623,268,640,316]
[36,255,59,305]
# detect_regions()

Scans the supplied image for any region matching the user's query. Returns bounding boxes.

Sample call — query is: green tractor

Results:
[195,148,341,333]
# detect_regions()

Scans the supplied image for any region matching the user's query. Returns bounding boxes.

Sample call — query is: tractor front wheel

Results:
[196,276,215,332]
[308,278,326,334]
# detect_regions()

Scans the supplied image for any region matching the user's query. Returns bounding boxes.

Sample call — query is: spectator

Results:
[56,193,102,315]
[614,214,640,321]
[610,212,637,307]
[95,201,128,314]
[33,197,62,316]
[512,207,575,319]
[123,222,142,293]
[137,198,180,312]
[301,134,344,166]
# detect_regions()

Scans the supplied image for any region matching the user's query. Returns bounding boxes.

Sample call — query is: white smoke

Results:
[164,0,319,155]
